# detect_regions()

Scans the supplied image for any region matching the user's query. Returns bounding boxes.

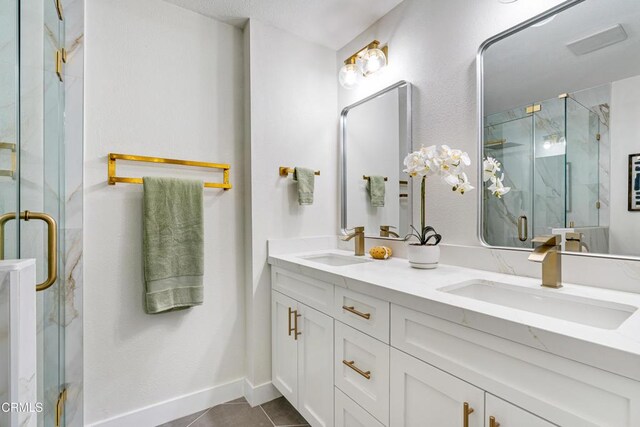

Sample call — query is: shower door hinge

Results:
[596,201,601,209]
[55,388,67,427]
[596,133,601,141]
[55,49,67,82]
[0,142,16,178]
[55,0,64,21]
[525,104,542,114]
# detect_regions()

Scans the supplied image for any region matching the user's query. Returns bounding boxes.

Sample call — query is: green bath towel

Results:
[367,175,386,207]
[143,177,204,314]
[293,167,315,205]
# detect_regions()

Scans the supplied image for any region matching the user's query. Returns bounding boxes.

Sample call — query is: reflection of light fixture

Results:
[532,15,556,27]
[542,134,566,150]
[338,40,388,89]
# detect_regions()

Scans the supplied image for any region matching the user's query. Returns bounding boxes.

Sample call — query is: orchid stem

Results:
[421,176,426,231]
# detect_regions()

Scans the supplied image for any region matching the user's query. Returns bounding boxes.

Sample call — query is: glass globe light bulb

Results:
[339,62,363,89]
[362,47,387,76]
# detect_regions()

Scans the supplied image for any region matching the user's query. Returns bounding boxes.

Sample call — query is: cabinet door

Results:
[335,388,385,427]
[390,348,484,427]
[272,291,299,406]
[297,304,334,427]
[486,394,557,427]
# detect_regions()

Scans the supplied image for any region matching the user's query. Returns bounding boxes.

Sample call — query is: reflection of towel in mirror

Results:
[293,167,315,205]
[367,176,386,207]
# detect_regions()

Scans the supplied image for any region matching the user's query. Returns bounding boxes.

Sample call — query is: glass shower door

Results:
[1,0,67,425]
[483,110,534,248]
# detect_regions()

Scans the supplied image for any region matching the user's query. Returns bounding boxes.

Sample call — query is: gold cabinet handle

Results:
[288,307,294,336]
[342,305,371,320]
[342,360,371,380]
[463,402,474,427]
[490,416,500,427]
[518,215,528,242]
[0,210,58,291]
[293,309,301,340]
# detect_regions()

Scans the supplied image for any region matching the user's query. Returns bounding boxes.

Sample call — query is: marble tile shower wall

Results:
[61,0,84,425]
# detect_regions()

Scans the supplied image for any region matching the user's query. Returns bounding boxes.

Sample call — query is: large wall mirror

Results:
[341,81,412,239]
[478,0,640,259]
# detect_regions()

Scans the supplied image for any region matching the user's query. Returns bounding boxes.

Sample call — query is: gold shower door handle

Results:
[489,416,500,427]
[518,215,528,242]
[0,210,58,291]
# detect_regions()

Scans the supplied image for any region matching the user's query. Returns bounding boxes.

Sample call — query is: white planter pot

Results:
[407,244,440,269]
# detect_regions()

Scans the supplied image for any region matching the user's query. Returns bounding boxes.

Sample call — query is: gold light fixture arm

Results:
[0,211,58,291]
[343,40,388,65]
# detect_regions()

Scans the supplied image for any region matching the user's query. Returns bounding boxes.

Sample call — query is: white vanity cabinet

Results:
[270,265,640,427]
[272,290,334,427]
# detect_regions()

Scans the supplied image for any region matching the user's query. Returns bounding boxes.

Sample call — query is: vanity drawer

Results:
[271,267,334,315]
[335,321,389,425]
[335,388,385,427]
[334,286,390,343]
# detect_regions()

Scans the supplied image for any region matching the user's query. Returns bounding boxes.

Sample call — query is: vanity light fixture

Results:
[339,40,388,89]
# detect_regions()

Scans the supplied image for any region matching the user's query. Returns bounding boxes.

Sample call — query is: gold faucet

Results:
[342,226,365,256]
[528,235,562,289]
[379,225,399,238]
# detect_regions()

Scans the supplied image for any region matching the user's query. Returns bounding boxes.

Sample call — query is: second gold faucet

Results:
[342,226,365,256]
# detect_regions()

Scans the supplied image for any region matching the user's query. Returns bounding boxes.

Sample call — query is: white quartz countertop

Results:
[268,247,640,382]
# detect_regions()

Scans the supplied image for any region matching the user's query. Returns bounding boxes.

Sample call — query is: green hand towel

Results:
[293,167,315,205]
[143,177,204,314]
[367,175,386,207]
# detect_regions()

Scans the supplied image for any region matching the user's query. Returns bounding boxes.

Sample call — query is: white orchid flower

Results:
[488,173,511,198]
[483,157,501,182]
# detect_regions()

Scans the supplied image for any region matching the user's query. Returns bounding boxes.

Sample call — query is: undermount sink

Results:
[439,280,637,329]
[301,253,372,267]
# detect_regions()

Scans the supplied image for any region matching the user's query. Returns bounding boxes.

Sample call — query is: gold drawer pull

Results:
[463,402,474,427]
[342,305,371,320]
[343,360,371,380]
[489,416,500,427]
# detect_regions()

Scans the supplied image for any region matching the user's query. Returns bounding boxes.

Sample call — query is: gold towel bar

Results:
[108,153,231,190]
[279,166,320,177]
[363,175,388,181]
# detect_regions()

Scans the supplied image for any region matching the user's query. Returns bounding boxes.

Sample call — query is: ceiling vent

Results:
[566,24,628,56]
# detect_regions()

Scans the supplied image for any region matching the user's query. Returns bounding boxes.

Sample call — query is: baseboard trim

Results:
[88,378,244,427]
[243,378,281,407]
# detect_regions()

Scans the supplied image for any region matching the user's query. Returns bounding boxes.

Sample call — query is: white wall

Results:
[244,20,338,390]
[337,0,564,247]
[610,74,640,256]
[84,0,245,423]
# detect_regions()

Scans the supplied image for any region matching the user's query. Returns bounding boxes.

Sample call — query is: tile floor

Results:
[158,396,310,427]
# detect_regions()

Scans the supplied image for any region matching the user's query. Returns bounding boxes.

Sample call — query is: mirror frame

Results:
[340,80,413,240]
[476,0,640,261]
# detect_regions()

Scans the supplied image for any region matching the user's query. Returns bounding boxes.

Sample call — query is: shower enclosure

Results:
[1,0,70,425]
[483,94,605,249]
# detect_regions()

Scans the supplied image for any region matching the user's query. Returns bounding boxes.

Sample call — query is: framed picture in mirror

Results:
[630,153,640,212]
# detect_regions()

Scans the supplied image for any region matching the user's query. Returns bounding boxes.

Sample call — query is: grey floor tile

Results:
[156,408,209,427]
[260,397,309,426]
[190,403,272,427]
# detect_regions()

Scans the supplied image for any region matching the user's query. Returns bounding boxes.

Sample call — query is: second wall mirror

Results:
[478,0,640,260]
[341,81,412,240]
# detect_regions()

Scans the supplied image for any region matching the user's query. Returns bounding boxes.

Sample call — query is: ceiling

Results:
[163,0,404,50]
